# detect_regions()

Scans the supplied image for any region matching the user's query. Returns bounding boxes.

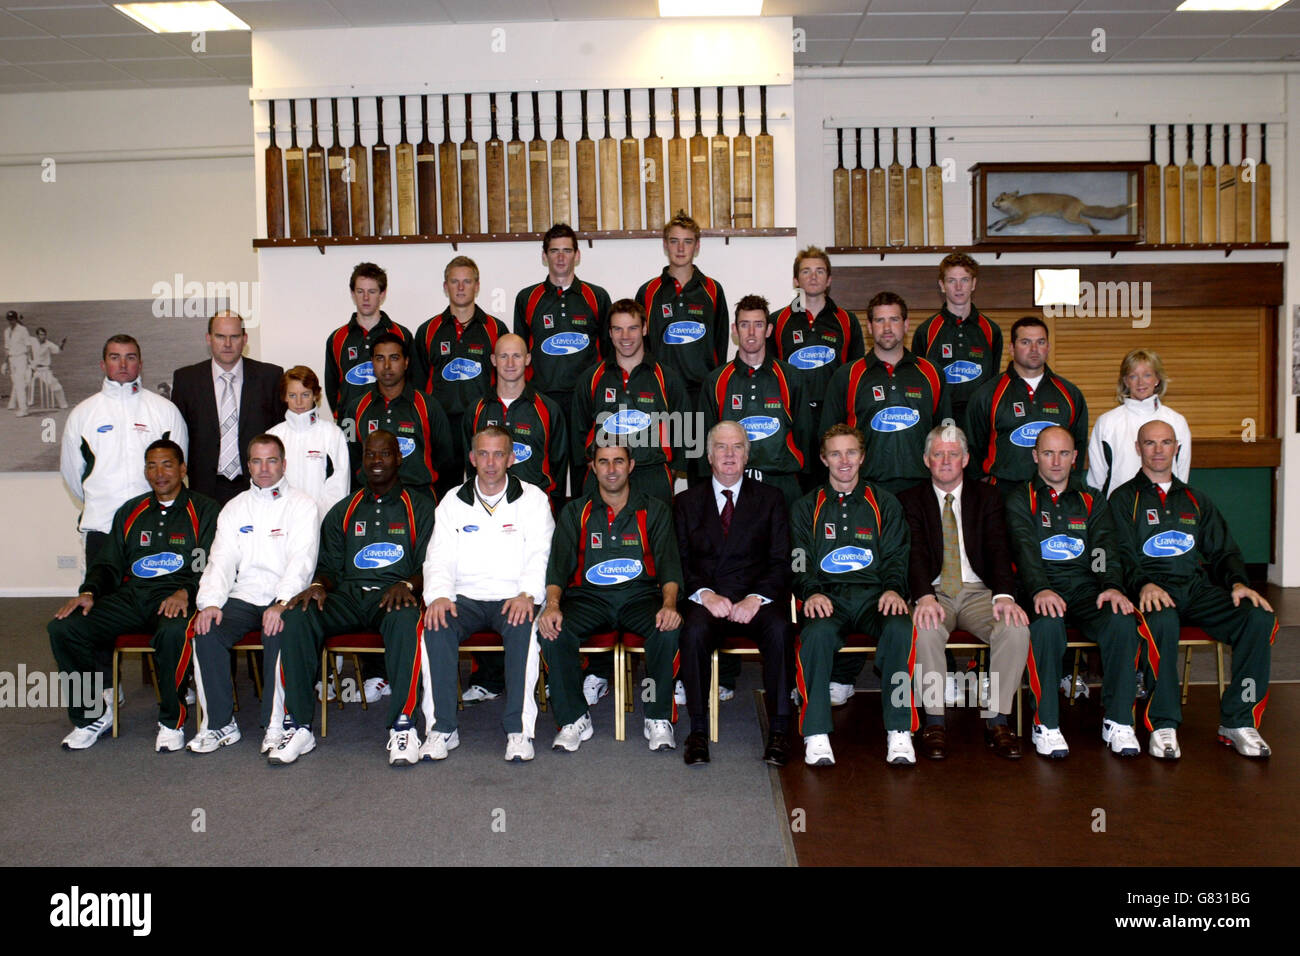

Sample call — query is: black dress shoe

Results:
[984,723,1023,760]
[920,723,947,760]
[763,731,790,767]
[683,731,710,766]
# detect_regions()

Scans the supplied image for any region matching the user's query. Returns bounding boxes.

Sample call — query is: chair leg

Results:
[709,650,720,744]
[1069,647,1082,708]
[1180,645,1193,706]
[112,650,121,738]
[248,650,263,700]
[614,646,625,742]
[1215,643,1225,700]
[146,652,162,704]
[1015,685,1022,737]
[320,650,329,738]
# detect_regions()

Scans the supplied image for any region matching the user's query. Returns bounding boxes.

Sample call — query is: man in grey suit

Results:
[172,311,286,505]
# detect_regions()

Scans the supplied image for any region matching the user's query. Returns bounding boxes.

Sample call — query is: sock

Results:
[985,713,1008,728]
[924,713,945,727]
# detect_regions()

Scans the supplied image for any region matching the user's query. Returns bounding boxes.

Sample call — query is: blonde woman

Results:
[268,366,351,520]
[1087,349,1191,498]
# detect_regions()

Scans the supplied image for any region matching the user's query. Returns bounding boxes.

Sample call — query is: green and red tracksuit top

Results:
[768,294,865,405]
[790,479,909,601]
[513,277,611,398]
[546,489,682,602]
[1003,475,1125,599]
[411,307,509,419]
[324,311,413,420]
[910,304,1001,421]
[636,266,729,393]
[965,363,1089,484]
[316,484,434,591]
[699,355,811,479]
[463,385,569,499]
[343,384,454,498]
[570,357,690,472]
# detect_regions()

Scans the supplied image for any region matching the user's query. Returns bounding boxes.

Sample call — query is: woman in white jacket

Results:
[268,365,351,520]
[1087,348,1191,497]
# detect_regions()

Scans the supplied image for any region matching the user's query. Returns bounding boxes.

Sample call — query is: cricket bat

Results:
[710,86,731,229]
[925,126,944,246]
[1200,122,1216,243]
[887,127,904,246]
[620,88,642,231]
[416,95,437,236]
[1235,123,1251,242]
[1217,123,1235,244]
[438,94,459,235]
[507,92,529,233]
[394,95,416,236]
[327,98,350,236]
[732,87,753,228]
[285,99,306,238]
[644,88,665,231]
[598,89,620,230]
[1181,123,1198,243]
[1163,124,1180,244]
[1142,124,1160,244]
[529,91,551,233]
[906,126,924,245]
[551,91,572,228]
[306,98,328,237]
[348,97,370,237]
[1256,123,1271,242]
[689,88,711,227]
[460,94,480,234]
[868,128,885,247]
[264,100,285,239]
[484,93,507,234]
[847,128,866,247]
[832,127,849,247]
[576,90,597,232]
[371,96,392,236]
[667,88,689,220]
[754,86,774,228]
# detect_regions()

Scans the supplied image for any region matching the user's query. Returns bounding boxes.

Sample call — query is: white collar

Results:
[284,407,319,430]
[250,478,288,501]
[212,358,244,383]
[712,476,742,498]
[101,377,143,398]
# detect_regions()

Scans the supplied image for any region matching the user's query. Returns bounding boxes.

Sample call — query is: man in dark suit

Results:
[673,420,794,767]
[897,424,1030,760]
[172,311,286,505]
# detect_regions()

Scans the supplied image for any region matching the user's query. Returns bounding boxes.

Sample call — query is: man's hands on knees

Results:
[54,593,94,620]
[1138,583,1175,614]
[992,595,1029,627]
[655,603,681,632]
[878,590,908,616]
[424,597,457,630]
[803,593,834,619]
[501,593,536,627]
[700,590,732,619]
[158,589,189,619]
[1231,582,1273,613]
[913,594,946,630]
[194,606,222,635]
[261,602,286,636]
[287,583,328,612]
[1096,588,1134,615]
[379,581,418,612]
[1033,590,1068,619]
[537,603,563,642]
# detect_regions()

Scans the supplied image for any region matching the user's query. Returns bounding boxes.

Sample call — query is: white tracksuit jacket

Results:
[268,407,352,521]
[1087,395,1191,497]
[60,377,189,533]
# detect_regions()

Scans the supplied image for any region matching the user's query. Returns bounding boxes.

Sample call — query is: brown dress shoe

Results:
[984,723,1023,759]
[920,723,947,760]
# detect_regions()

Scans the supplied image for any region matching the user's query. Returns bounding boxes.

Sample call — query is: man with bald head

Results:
[172,309,285,504]
[1004,426,1141,759]
[271,429,435,766]
[1109,420,1276,759]
[672,421,794,766]
[459,333,568,703]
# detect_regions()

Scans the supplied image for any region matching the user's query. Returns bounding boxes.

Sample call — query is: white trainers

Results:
[804,733,835,766]
[155,723,185,753]
[1059,675,1089,700]
[461,684,499,702]
[418,729,460,761]
[268,724,316,765]
[552,712,594,752]
[61,705,113,751]
[1218,725,1271,758]
[582,675,609,706]
[1134,670,1149,700]
[829,682,855,706]
[184,685,196,706]
[1102,719,1141,757]
[644,718,675,751]
[1149,727,1181,760]
[505,733,534,762]
[314,680,337,702]
[1031,724,1070,759]
[186,721,241,754]
[260,724,284,755]
[674,680,686,706]
[363,677,390,704]
[387,726,421,765]
[718,685,735,702]
[886,730,916,765]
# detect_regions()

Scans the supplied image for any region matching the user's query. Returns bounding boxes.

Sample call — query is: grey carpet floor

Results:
[0,599,788,867]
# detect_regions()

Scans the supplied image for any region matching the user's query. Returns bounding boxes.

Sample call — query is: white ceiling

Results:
[0,0,1297,92]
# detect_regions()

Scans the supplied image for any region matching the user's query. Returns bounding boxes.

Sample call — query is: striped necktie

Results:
[218,371,240,479]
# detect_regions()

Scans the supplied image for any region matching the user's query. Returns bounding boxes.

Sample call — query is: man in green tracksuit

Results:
[964,316,1088,487]
[698,294,812,508]
[792,424,917,768]
[1004,426,1142,760]
[271,429,435,767]
[48,440,218,752]
[324,262,413,419]
[820,291,949,495]
[1109,420,1277,760]
[538,444,683,753]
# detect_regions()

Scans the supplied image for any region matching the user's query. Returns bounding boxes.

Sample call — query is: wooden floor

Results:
[779,683,1298,867]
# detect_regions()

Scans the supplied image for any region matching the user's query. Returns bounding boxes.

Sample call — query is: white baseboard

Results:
[0,587,77,598]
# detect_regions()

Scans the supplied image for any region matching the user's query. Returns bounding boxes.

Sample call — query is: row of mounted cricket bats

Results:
[831,127,944,249]
[263,87,777,240]
[1142,123,1272,244]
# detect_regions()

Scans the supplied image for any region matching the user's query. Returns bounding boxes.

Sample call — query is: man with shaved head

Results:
[1004,426,1141,759]
[1109,420,1277,760]
[459,333,569,703]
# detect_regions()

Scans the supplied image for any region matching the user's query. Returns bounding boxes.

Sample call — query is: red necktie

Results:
[720,489,734,535]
